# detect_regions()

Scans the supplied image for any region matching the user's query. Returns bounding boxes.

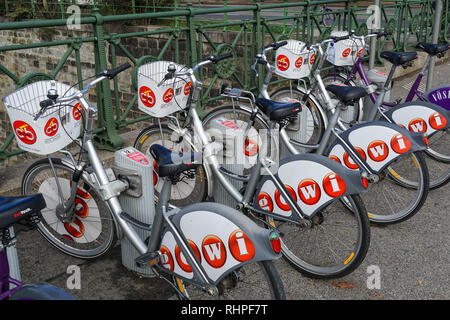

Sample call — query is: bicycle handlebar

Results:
[36,62,131,121]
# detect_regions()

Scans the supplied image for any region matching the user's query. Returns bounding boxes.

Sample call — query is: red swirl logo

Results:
[139,86,156,108]
[13,120,37,145]
[163,88,174,103]
[276,55,290,71]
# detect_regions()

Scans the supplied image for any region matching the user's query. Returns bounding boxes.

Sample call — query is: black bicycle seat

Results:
[416,42,450,56]
[0,194,45,230]
[380,51,418,66]
[326,85,367,104]
[255,97,302,121]
[149,144,202,178]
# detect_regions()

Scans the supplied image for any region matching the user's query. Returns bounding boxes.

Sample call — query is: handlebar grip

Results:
[104,62,131,79]
[270,40,288,51]
[331,35,350,42]
[209,53,233,64]
[40,99,54,109]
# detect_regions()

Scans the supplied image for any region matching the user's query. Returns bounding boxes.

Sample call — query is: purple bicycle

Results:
[320,33,450,189]
[0,194,75,300]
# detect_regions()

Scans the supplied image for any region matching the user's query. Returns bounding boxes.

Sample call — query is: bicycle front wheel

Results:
[21,158,117,259]
[134,124,208,206]
[266,194,370,279]
[172,261,285,300]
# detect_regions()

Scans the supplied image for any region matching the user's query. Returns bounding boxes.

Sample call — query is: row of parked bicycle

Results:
[1,30,449,299]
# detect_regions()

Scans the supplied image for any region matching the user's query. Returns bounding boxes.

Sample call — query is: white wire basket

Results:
[3,80,82,155]
[137,61,191,118]
[326,31,365,66]
[275,40,315,79]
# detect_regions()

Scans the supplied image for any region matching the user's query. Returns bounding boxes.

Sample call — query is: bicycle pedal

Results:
[135,251,160,268]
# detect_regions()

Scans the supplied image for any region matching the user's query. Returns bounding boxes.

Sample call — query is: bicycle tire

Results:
[133,124,208,206]
[172,261,285,300]
[203,107,370,279]
[21,158,117,259]
[366,151,430,225]
[266,194,370,279]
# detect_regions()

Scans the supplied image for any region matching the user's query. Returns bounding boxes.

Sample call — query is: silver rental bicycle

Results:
[202,38,431,225]
[135,54,371,279]
[11,64,285,299]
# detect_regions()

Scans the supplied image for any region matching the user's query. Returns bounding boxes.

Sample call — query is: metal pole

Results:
[369,0,380,70]
[427,0,443,91]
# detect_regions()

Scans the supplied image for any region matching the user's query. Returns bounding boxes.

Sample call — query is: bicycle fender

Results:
[424,85,450,111]
[327,121,428,174]
[252,153,366,219]
[382,100,450,138]
[157,202,280,286]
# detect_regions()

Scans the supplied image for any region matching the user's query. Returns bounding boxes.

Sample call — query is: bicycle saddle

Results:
[0,194,45,230]
[255,97,302,121]
[416,42,450,56]
[149,144,202,178]
[326,85,367,104]
[380,51,418,66]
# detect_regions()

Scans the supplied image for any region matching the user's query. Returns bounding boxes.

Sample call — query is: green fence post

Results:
[253,0,263,91]
[91,8,123,150]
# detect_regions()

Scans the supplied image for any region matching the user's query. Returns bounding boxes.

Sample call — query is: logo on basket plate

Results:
[13,120,37,145]
[44,117,59,137]
[72,103,83,121]
[139,86,156,108]
[184,81,192,96]
[295,57,303,68]
[310,53,316,65]
[357,49,364,58]
[342,48,351,58]
[163,88,174,103]
[276,54,290,71]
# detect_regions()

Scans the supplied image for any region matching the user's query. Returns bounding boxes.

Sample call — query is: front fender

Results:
[253,153,366,219]
[327,121,427,174]
[382,100,450,138]
[157,202,280,286]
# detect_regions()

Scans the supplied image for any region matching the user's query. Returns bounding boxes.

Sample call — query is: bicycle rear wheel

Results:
[266,194,370,279]
[364,151,429,224]
[172,261,285,300]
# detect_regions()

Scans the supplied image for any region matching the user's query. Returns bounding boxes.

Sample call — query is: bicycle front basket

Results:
[275,40,315,80]
[137,61,191,118]
[326,31,365,67]
[3,80,82,155]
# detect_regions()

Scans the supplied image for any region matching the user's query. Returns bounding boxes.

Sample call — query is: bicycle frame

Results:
[40,77,223,293]
[182,67,307,223]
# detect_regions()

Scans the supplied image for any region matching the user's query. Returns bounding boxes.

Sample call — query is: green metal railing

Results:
[0,0,445,161]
